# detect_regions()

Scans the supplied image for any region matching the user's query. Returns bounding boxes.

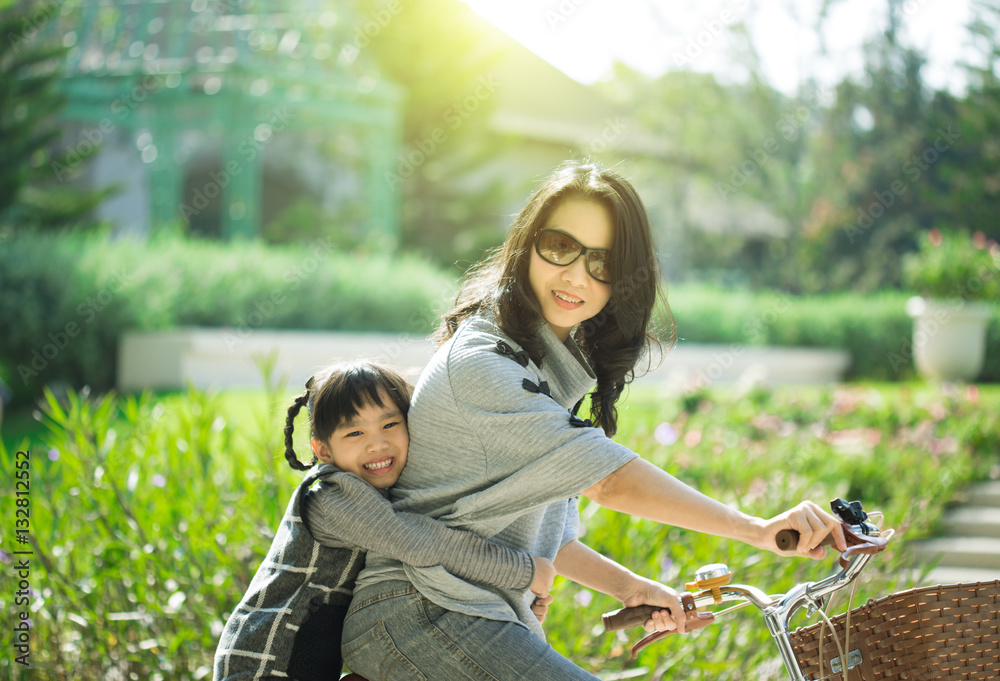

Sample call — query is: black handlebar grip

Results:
[602,604,662,632]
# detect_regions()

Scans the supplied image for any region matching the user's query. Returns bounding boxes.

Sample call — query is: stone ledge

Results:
[117,328,852,392]
[638,342,852,388]
[117,328,436,392]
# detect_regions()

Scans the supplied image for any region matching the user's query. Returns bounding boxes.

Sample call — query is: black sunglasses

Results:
[534,228,612,283]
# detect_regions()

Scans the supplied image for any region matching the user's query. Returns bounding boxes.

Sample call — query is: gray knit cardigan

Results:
[355,314,639,639]
[213,463,535,680]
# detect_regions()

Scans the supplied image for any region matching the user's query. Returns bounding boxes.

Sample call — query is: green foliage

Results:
[597,67,820,289]
[901,228,1000,301]
[0,228,456,401]
[262,195,365,250]
[1,382,996,680]
[0,0,62,223]
[0,228,138,402]
[605,3,998,296]
[910,4,1000,246]
[0,0,109,230]
[0,384,300,680]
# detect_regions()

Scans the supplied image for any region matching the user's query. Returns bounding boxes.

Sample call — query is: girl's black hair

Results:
[283,361,412,470]
[434,160,675,437]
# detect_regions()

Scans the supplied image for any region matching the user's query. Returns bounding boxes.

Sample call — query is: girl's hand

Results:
[620,577,686,634]
[531,593,554,623]
[531,556,556,599]
[763,500,848,558]
[530,557,556,624]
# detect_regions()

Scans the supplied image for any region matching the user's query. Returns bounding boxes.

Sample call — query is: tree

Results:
[790,1,940,293]
[354,0,513,268]
[914,2,1000,245]
[595,60,821,290]
[0,0,109,231]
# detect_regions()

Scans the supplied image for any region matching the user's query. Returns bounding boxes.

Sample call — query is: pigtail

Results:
[284,389,314,471]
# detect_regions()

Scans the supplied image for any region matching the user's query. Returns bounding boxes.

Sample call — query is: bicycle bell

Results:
[694,564,730,582]
[687,563,732,604]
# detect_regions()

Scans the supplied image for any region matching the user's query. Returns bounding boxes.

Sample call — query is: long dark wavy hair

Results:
[283,361,412,470]
[434,161,675,436]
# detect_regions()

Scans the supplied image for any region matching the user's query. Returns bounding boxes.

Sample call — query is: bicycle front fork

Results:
[765,610,809,681]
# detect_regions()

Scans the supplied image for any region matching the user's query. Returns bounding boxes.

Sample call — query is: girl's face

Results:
[312,389,409,489]
[528,197,614,341]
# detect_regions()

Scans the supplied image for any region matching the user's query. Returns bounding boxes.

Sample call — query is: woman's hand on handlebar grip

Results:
[775,528,839,552]
[769,501,847,558]
[620,578,686,633]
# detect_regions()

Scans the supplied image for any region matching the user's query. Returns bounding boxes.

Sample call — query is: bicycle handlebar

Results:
[600,506,891,659]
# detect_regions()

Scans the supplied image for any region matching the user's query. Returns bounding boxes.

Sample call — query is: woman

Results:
[342,161,845,680]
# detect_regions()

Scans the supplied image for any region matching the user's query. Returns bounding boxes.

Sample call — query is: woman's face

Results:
[528,197,614,342]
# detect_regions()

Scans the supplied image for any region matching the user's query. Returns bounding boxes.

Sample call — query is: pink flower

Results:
[654,422,678,446]
[928,228,942,247]
[966,385,980,404]
[973,232,987,250]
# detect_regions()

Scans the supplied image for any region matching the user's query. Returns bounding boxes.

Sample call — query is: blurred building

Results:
[41,0,403,242]
[39,0,777,282]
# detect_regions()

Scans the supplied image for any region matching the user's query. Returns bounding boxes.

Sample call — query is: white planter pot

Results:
[905,297,992,381]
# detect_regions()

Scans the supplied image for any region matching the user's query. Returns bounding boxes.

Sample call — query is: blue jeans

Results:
[342,582,601,681]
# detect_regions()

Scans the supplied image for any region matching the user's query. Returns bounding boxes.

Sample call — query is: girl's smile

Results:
[529,198,614,341]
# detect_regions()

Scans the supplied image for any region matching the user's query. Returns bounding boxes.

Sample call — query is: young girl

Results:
[213,361,555,681]
[342,161,848,680]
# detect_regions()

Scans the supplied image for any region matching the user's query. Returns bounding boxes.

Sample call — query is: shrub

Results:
[902,228,1000,301]
[0,228,456,402]
[664,284,999,381]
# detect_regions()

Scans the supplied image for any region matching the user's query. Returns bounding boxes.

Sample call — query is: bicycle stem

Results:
[764,551,875,681]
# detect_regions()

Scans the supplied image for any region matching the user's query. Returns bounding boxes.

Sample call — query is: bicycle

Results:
[602,499,1000,681]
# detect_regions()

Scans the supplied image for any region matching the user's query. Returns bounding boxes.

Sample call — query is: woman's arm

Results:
[303,473,549,591]
[582,459,847,558]
[554,539,686,632]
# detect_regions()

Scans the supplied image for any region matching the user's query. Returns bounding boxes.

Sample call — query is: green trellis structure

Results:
[41,0,403,241]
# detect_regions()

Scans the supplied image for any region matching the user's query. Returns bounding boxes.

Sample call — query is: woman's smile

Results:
[552,290,584,309]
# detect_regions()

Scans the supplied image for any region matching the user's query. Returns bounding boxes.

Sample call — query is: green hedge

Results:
[0,228,456,402]
[665,284,1000,382]
[1,231,996,405]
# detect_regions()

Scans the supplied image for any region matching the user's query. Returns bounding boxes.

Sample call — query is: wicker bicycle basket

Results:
[788,580,999,681]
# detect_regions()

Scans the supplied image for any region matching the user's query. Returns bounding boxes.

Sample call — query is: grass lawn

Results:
[1,380,997,680]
